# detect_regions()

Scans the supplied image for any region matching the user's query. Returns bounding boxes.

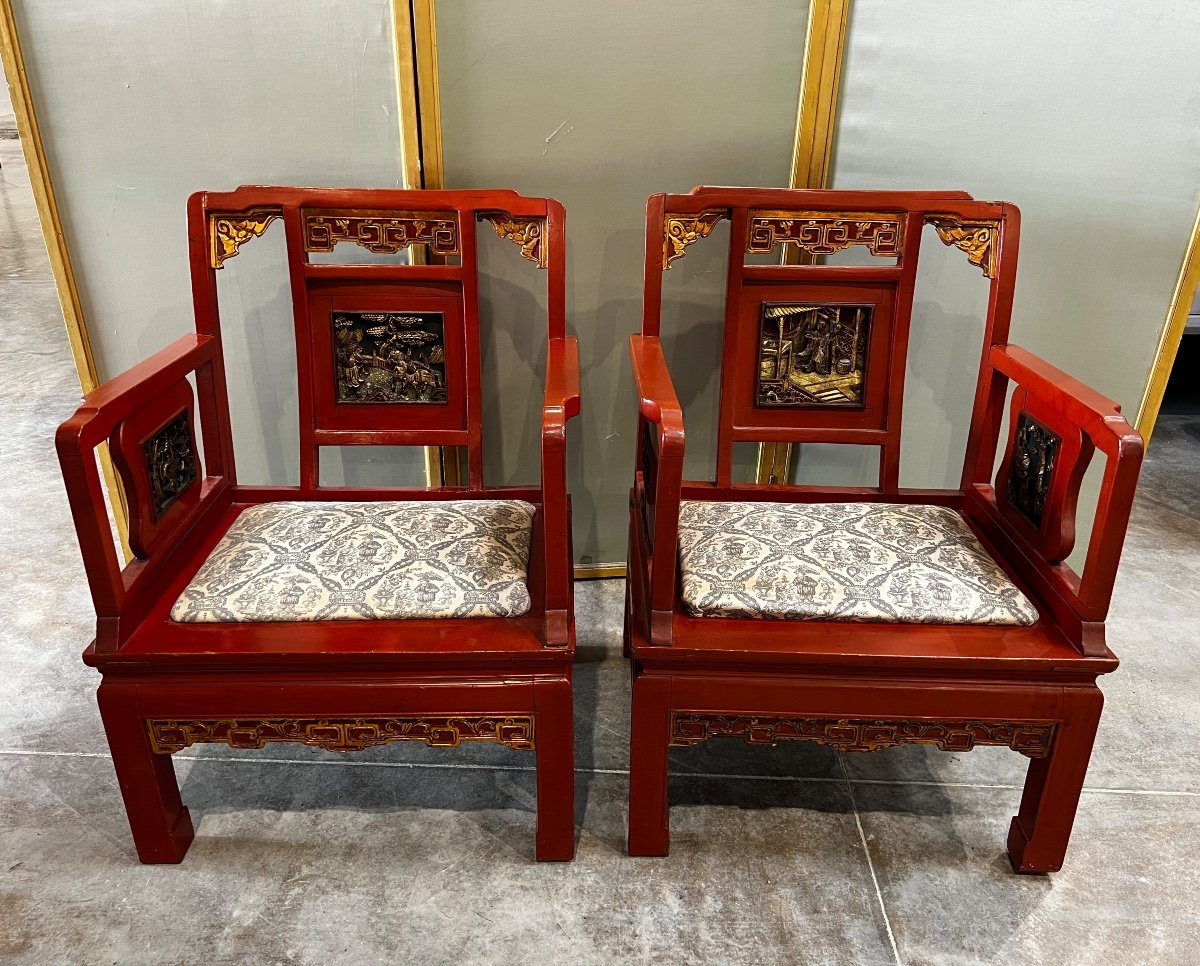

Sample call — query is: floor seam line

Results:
[840,754,902,966]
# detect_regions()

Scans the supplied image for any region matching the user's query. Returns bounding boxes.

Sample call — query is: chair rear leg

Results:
[627,673,671,856]
[534,676,575,860]
[622,577,633,659]
[1007,689,1103,874]
[97,685,194,864]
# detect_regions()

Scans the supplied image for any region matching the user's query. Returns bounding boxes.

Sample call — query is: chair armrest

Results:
[541,337,581,646]
[629,335,686,644]
[968,344,1144,630]
[56,333,229,648]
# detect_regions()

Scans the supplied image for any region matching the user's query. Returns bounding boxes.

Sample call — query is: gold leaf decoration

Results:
[209,209,281,269]
[663,210,727,269]
[928,214,1000,278]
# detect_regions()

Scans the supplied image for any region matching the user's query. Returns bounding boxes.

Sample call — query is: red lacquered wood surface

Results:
[625,186,1144,873]
[57,186,580,863]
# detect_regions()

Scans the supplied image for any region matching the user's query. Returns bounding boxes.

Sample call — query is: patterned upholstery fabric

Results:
[677,501,1038,626]
[170,500,536,623]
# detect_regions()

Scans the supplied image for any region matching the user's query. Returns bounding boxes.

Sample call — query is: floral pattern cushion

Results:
[677,501,1038,626]
[170,500,536,623]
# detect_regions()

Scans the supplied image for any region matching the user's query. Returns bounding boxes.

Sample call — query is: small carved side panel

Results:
[479,212,548,267]
[333,311,447,404]
[757,303,871,407]
[746,210,903,258]
[1005,412,1061,528]
[147,716,535,754]
[141,410,198,520]
[670,714,1056,758]
[663,209,727,269]
[303,209,459,256]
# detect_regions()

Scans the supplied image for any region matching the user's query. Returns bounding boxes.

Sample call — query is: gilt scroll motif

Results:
[209,209,281,269]
[1005,412,1061,528]
[147,716,536,754]
[303,210,459,256]
[333,312,447,404]
[928,214,999,278]
[670,714,1056,758]
[663,210,727,269]
[757,303,871,407]
[745,211,903,258]
[141,410,198,519]
[479,213,548,267]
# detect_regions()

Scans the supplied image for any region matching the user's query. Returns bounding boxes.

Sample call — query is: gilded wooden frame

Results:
[1136,202,1200,445]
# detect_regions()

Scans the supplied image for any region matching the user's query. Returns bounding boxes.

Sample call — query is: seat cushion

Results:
[677,501,1038,626]
[170,500,536,623]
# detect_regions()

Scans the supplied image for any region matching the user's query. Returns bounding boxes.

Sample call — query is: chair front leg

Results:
[97,684,194,863]
[627,673,671,856]
[534,676,575,860]
[1007,688,1103,873]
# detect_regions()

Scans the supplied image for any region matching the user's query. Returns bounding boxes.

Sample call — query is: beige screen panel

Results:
[828,1,1200,568]
[16,0,424,487]
[437,0,809,564]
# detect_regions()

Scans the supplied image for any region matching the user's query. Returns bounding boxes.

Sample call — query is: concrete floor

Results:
[2,136,1199,965]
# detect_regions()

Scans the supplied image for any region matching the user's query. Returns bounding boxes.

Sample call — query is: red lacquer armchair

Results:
[57,186,580,862]
[625,187,1143,873]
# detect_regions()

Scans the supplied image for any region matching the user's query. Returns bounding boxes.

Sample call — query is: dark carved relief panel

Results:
[1005,412,1060,528]
[757,303,871,407]
[141,411,198,520]
[333,312,448,404]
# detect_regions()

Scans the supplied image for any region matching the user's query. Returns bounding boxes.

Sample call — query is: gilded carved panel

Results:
[670,713,1056,758]
[303,210,459,256]
[333,312,447,404]
[147,716,536,754]
[746,210,903,258]
[757,303,871,407]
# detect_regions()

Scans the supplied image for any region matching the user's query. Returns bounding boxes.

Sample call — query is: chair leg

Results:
[97,686,194,864]
[1007,689,1103,874]
[627,674,671,856]
[622,578,633,659]
[534,677,575,861]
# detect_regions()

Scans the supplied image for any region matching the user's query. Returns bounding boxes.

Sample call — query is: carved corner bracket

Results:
[670,713,1056,758]
[746,210,904,259]
[928,214,1000,278]
[479,212,548,268]
[663,209,727,269]
[147,715,535,754]
[303,210,459,257]
[209,208,281,269]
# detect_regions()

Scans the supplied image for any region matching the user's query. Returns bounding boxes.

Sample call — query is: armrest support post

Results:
[629,335,686,645]
[541,337,581,646]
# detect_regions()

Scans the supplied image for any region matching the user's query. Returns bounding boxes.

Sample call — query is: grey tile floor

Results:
[1,134,1199,964]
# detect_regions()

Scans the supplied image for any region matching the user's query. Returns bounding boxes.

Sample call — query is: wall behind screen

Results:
[17,0,424,486]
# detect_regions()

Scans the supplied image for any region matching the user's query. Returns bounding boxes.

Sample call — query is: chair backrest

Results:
[642,186,1020,492]
[188,186,566,490]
